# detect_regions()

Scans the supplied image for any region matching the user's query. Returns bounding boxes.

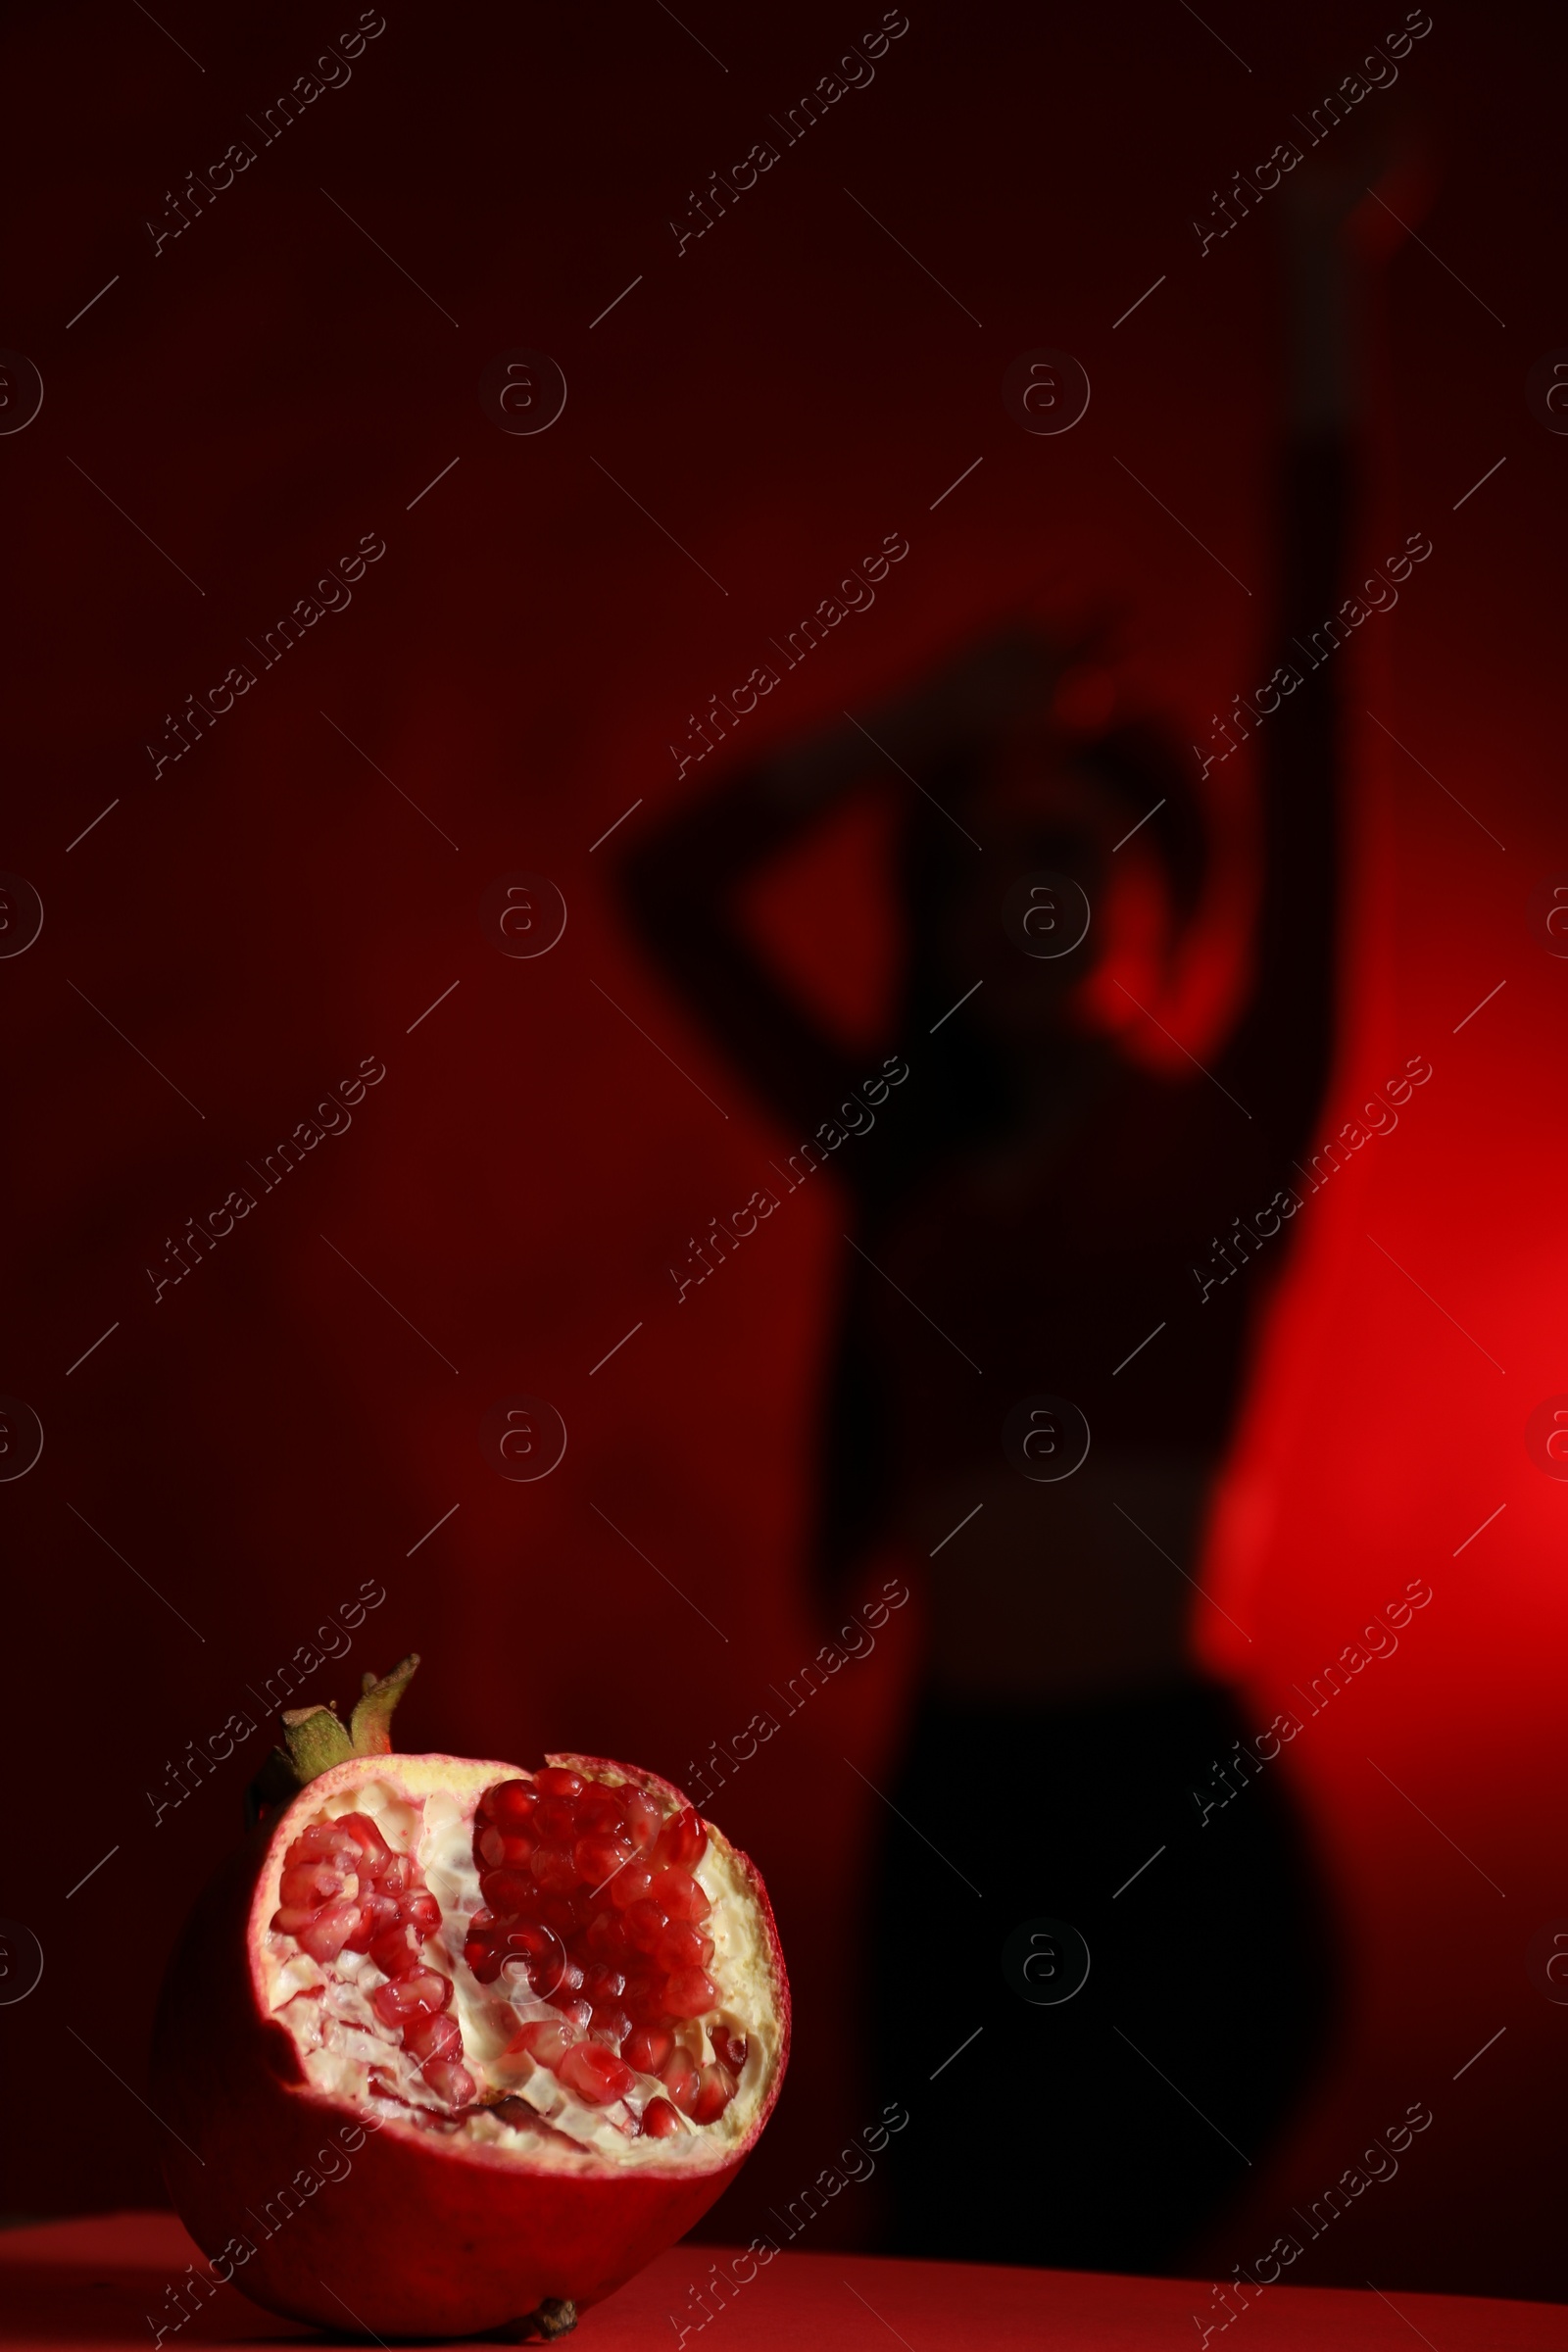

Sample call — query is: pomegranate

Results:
[151,1657,789,2337]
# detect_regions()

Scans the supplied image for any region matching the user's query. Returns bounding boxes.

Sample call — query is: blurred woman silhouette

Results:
[625,152,1412,2269]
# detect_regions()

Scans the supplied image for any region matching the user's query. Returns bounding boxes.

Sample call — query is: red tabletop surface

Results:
[1,2217,1562,2352]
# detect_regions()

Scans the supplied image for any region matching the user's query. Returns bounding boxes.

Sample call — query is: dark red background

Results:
[3,0,1565,2306]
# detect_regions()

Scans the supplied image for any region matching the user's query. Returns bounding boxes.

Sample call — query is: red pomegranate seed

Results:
[583,1965,628,2001]
[403,2010,463,2063]
[656,1923,711,1974]
[528,1845,577,1893]
[623,1902,670,1956]
[641,2096,685,2137]
[534,1891,583,1937]
[369,1926,420,1978]
[575,1789,625,1835]
[370,1971,451,2027]
[296,1901,360,1964]
[480,1829,536,1871]
[622,1790,662,1855]
[654,1808,708,1870]
[507,2020,583,2068]
[575,1834,633,1885]
[711,2029,749,2075]
[692,2062,738,2124]
[623,2025,674,2075]
[534,1767,585,1798]
[555,1997,593,2031]
[406,1892,442,1936]
[609,1865,656,1912]
[504,1936,567,2000]
[660,2059,701,2116]
[339,1812,393,1860]
[489,1780,538,1830]
[535,1801,581,1847]
[279,1861,347,1908]
[499,1920,555,1959]
[652,1867,710,1922]
[541,1960,583,2005]
[341,1904,381,1955]
[295,1823,361,1863]
[583,1914,619,1963]
[590,2006,633,2045]
[622,1975,671,2028]
[481,1867,535,1913]
[420,2057,476,2105]
[559,2041,636,2108]
[663,1967,718,2019]
[270,1905,318,1936]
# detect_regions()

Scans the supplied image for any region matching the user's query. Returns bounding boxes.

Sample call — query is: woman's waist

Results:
[890,1452,1219,1703]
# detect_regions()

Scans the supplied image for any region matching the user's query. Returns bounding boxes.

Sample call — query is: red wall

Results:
[2,0,1564,2297]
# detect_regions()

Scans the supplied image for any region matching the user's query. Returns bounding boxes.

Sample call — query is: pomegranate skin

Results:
[151,1751,790,2337]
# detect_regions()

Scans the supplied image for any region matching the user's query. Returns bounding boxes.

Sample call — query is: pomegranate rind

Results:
[151,1751,788,2335]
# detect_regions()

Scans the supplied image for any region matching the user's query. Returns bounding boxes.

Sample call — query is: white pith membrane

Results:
[260,1759,780,2172]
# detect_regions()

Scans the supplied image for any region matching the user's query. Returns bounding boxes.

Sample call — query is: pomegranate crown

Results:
[249,1652,419,1819]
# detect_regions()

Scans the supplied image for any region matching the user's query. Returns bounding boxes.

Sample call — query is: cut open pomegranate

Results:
[265,1762,764,2144]
[152,1659,788,2338]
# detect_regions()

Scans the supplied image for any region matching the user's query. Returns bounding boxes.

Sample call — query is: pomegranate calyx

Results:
[248,1655,423,1818]
[349,1651,421,1755]
[277,1700,355,1784]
